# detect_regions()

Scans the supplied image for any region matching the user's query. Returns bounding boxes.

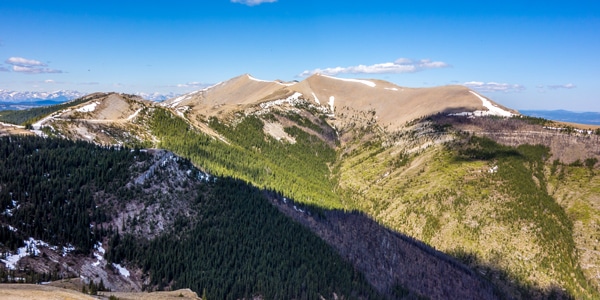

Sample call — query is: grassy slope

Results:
[146,107,343,209]
[335,129,598,298]
[549,162,600,291]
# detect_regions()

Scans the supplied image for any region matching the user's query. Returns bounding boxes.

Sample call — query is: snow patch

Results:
[320,74,376,87]
[30,113,56,136]
[329,96,335,113]
[112,263,130,277]
[385,87,399,91]
[91,242,105,267]
[247,74,273,83]
[449,91,514,118]
[62,244,75,256]
[126,108,143,121]
[1,238,49,270]
[77,101,100,113]
[312,92,320,105]
[259,92,304,109]
[168,95,188,108]
[470,91,513,117]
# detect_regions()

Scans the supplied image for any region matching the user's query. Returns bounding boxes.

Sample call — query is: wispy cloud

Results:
[78,82,100,85]
[0,65,8,72]
[176,81,210,89]
[6,57,46,67]
[299,58,449,77]
[5,56,64,74]
[546,83,576,90]
[463,81,526,93]
[11,65,63,74]
[231,0,277,6]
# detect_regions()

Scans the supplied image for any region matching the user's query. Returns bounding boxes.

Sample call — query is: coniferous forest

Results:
[0,135,383,299]
[0,135,150,252]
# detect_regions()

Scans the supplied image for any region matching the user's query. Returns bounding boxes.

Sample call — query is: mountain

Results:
[163,73,516,133]
[0,89,179,110]
[0,89,86,103]
[1,74,600,299]
[521,109,600,126]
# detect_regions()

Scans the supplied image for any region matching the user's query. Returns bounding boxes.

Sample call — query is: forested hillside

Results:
[106,178,380,300]
[0,136,386,299]
[139,102,600,298]
[147,107,343,208]
[0,136,151,252]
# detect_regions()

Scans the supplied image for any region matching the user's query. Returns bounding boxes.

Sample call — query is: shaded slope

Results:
[272,196,500,300]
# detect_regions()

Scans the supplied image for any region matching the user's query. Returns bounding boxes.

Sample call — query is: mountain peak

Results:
[0,89,87,102]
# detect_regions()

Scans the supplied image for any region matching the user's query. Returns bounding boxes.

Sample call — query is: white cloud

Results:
[463,81,526,93]
[12,65,63,74]
[231,0,277,6]
[176,81,210,89]
[5,57,63,74]
[6,57,46,67]
[546,83,576,90]
[299,58,449,77]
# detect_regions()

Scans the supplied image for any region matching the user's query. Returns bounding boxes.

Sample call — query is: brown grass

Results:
[0,284,95,300]
[0,284,200,300]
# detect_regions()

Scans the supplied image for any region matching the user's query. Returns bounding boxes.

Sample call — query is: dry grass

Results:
[99,289,200,300]
[0,123,32,136]
[0,284,95,300]
[0,284,200,300]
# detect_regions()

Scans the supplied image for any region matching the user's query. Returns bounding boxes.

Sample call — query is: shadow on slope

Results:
[270,194,576,300]
[448,248,574,300]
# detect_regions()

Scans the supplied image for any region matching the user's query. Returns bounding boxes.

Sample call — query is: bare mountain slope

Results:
[31,93,155,146]
[164,74,516,133]
[60,93,147,122]
[162,74,288,120]
[291,74,515,131]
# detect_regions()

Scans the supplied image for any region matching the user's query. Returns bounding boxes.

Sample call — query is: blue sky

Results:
[1,0,599,111]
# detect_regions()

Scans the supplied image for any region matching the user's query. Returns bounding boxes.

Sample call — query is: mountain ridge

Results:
[1,74,600,298]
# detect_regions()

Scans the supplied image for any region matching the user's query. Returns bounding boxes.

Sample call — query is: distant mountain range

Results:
[0,89,177,110]
[0,89,85,102]
[520,110,600,126]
